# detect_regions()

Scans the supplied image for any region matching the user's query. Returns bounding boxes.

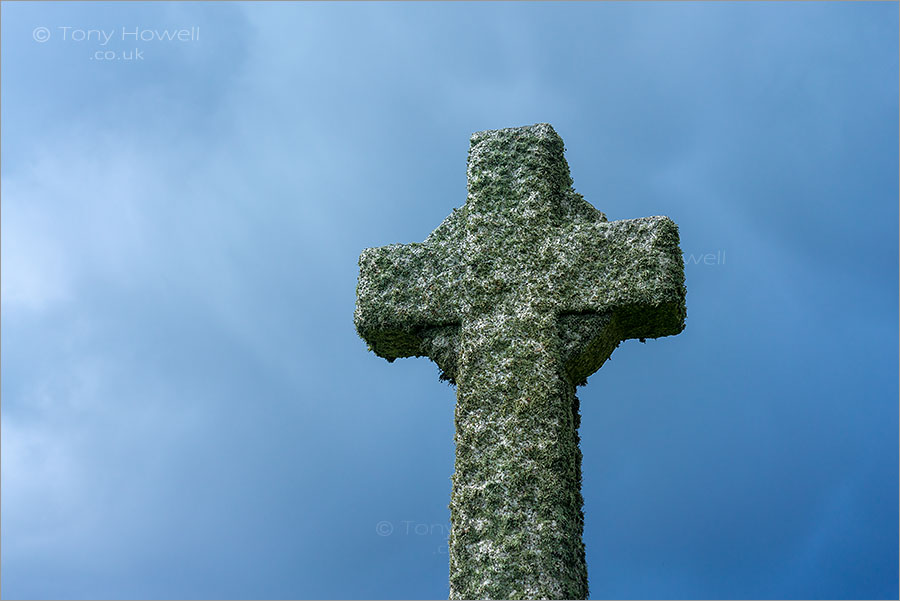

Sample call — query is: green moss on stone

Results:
[355,124,687,600]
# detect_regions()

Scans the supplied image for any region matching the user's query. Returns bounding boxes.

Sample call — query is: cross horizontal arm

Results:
[547,215,687,340]
[355,242,462,361]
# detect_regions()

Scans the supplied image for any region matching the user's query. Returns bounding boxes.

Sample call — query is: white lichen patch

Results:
[355,124,687,599]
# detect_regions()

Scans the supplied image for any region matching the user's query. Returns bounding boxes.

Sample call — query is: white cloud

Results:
[1,133,156,313]
[0,350,203,559]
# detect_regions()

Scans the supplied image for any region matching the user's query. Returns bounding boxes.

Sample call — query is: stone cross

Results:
[355,124,686,600]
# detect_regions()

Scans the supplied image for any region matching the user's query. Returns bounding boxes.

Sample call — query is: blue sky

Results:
[1,2,897,599]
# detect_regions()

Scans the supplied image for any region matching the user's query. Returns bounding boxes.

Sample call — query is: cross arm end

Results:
[555,215,687,341]
[355,242,460,362]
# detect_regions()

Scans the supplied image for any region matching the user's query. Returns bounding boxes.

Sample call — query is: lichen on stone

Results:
[355,123,687,600]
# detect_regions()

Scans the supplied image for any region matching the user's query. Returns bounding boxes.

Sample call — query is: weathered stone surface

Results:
[355,123,686,599]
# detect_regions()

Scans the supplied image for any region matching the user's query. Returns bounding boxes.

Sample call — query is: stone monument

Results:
[355,123,686,599]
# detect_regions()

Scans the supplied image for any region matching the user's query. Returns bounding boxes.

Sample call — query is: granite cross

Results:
[355,123,686,600]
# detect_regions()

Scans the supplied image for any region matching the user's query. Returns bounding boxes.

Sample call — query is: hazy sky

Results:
[2,2,897,599]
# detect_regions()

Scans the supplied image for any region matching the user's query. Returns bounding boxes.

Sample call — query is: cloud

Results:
[1,132,157,313]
